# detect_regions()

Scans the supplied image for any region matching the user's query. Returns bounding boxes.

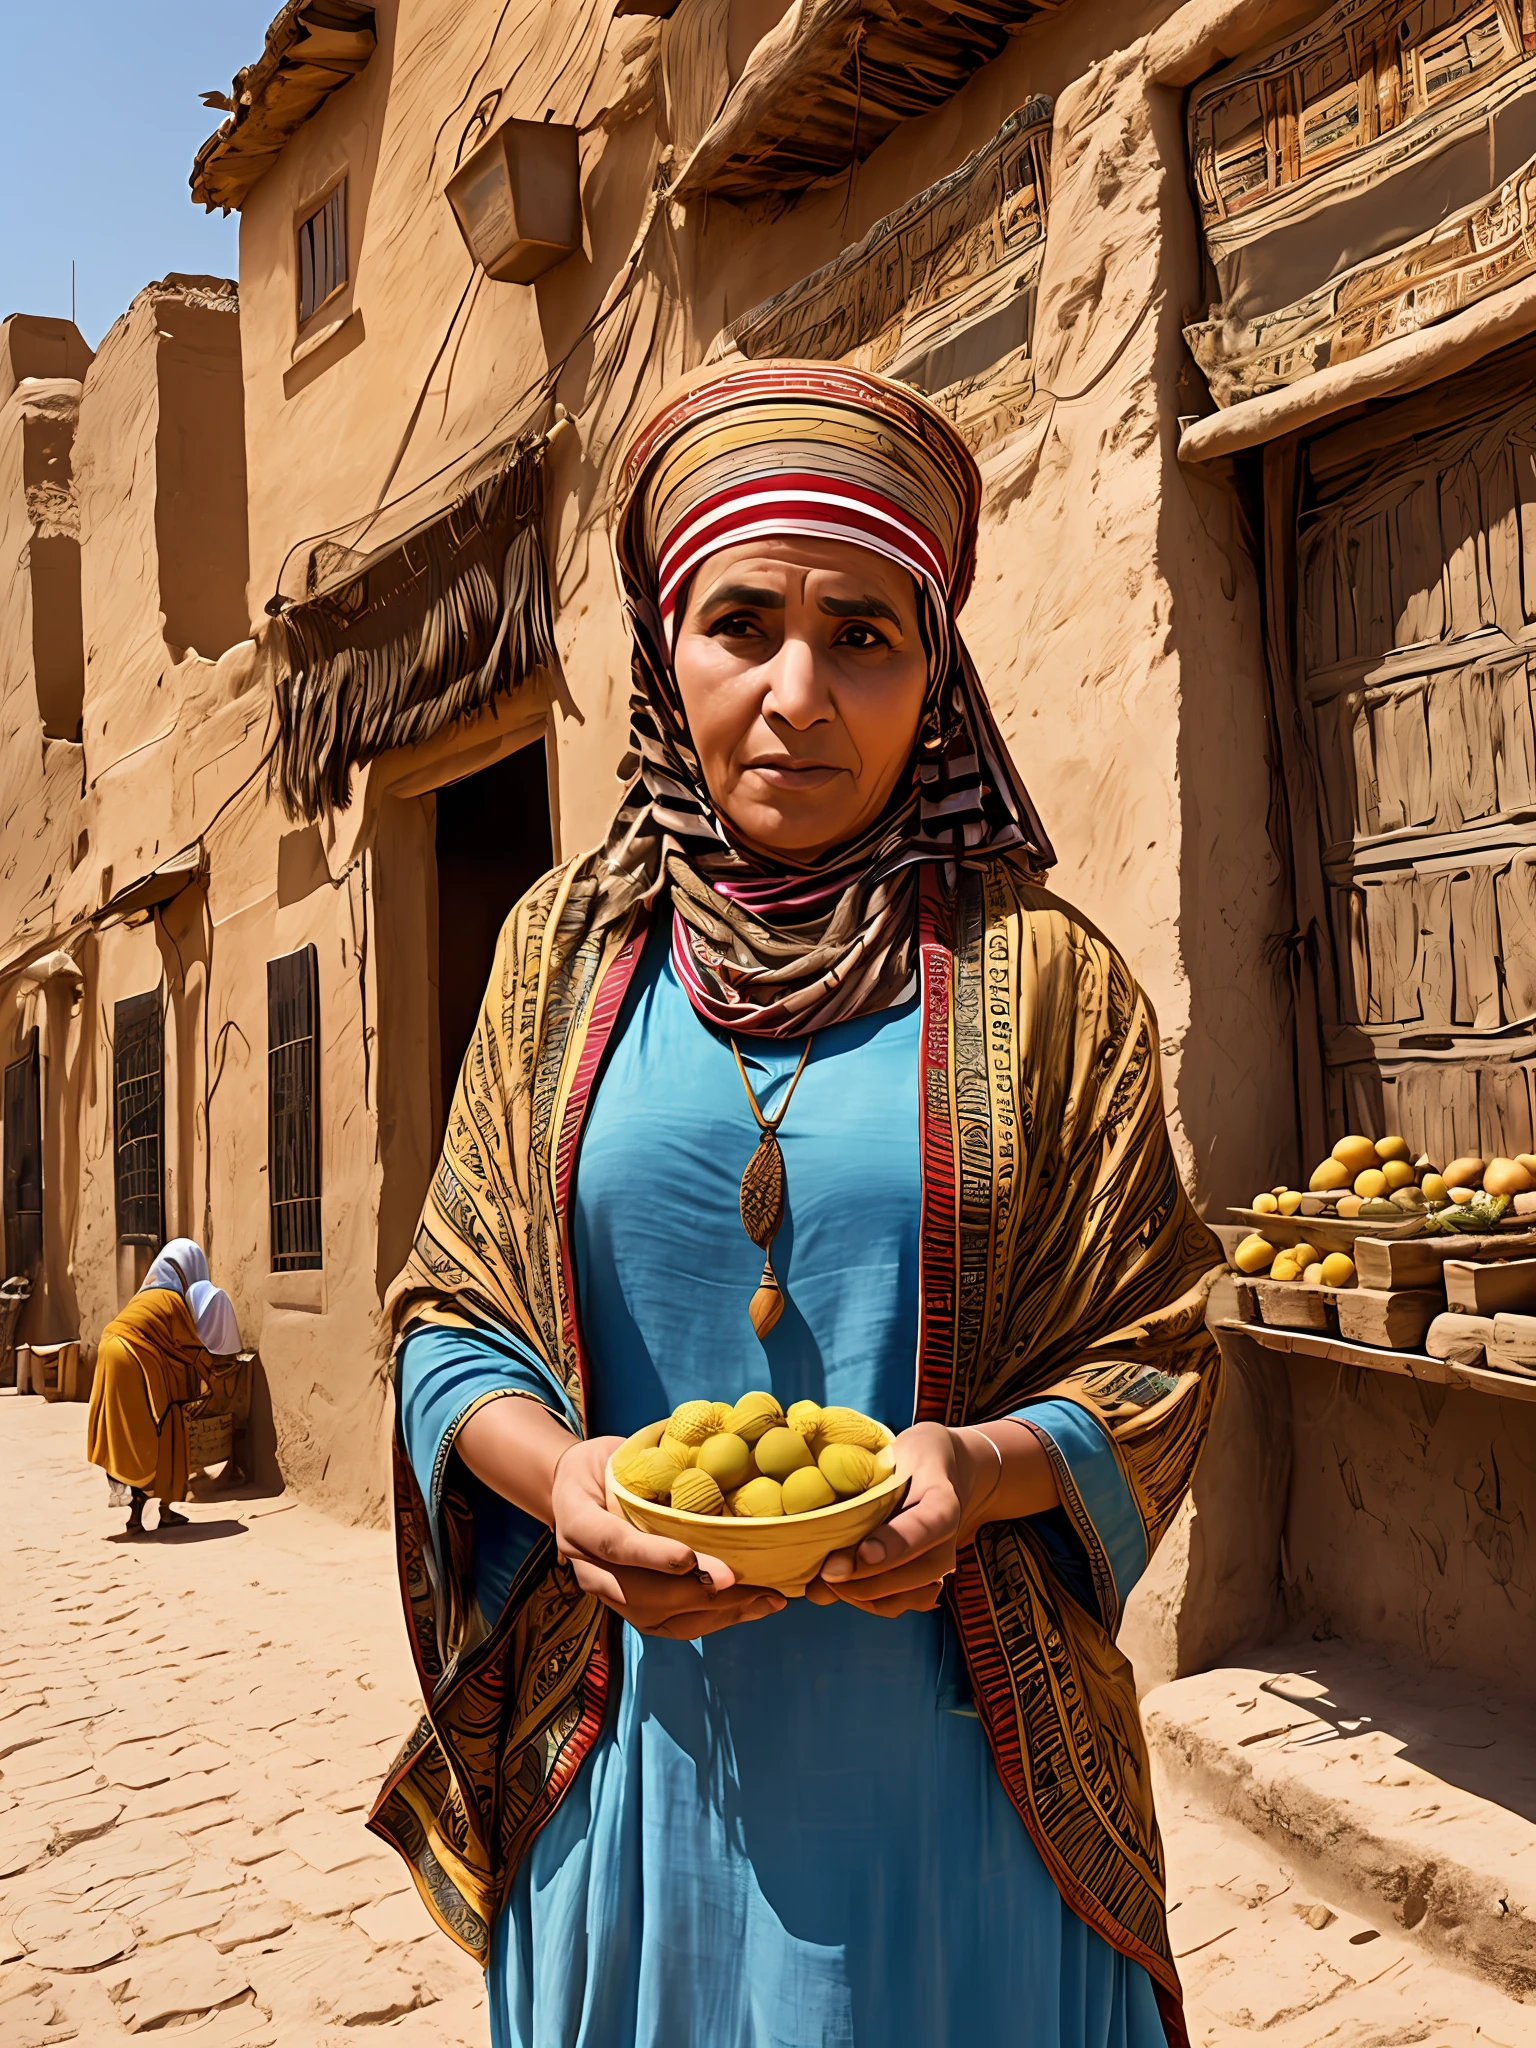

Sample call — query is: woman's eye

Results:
[708,611,765,639]
[835,621,890,649]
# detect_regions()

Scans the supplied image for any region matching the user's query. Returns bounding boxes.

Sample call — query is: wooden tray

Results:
[1226,1206,1423,1251]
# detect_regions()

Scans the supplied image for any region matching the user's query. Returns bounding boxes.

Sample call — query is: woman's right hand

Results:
[551,1437,786,1640]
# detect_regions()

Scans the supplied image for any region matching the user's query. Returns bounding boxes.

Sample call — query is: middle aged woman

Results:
[370,363,1223,2048]
[86,1238,239,1533]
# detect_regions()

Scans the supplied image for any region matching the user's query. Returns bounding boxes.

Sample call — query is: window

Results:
[3,1028,43,1280]
[114,992,164,1246]
[297,182,347,325]
[268,946,322,1270]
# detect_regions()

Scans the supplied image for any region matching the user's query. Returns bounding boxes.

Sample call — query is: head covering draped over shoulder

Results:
[598,362,1055,1037]
[187,1281,241,1357]
[140,1239,211,1296]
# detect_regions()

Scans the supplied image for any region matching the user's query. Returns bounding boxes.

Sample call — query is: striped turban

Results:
[596,361,1054,1037]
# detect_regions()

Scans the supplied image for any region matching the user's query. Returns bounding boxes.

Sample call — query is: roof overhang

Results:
[676,0,1050,201]
[190,0,377,214]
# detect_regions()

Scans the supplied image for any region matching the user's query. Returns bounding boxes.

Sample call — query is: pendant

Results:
[740,1130,787,1338]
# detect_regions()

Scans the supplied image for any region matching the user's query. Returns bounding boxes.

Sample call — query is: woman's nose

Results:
[761,630,831,727]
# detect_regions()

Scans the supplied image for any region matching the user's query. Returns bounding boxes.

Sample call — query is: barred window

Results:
[297,181,347,325]
[268,946,322,1271]
[114,992,164,1246]
[3,1027,43,1279]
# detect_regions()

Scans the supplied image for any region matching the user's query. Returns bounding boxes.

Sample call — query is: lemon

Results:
[1252,1192,1279,1213]
[613,1447,682,1500]
[818,1444,877,1497]
[1277,1191,1304,1215]
[670,1468,726,1515]
[1353,1168,1388,1199]
[1309,1159,1350,1192]
[667,1400,718,1446]
[781,1467,837,1516]
[755,1426,813,1482]
[1319,1253,1356,1288]
[1331,1135,1379,1175]
[1232,1235,1275,1274]
[816,1406,885,1451]
[1374,1135,1411,1163]
[696,1433,754,1490]
[786,1399,824,1441]
[726,1392,785,1444]
[1380,1160,1415,1191]
[730,1477,785,1518]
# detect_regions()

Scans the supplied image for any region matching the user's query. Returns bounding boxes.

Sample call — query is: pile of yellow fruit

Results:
[1232,1235,1357,1287]
[1254,1134,1536,1222]
[611,1394,895,1519]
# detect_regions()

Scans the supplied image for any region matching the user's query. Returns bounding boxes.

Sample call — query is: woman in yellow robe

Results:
[87,1238,216,1533]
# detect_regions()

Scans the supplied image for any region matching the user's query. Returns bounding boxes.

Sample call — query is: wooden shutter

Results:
[3,1028,43,1279]
[114,992,165,1245]
[268,945,322,1270]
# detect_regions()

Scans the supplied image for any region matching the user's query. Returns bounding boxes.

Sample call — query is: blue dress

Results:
[399,930,1166,2048]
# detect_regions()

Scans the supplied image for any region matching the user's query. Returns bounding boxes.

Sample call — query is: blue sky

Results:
[0,3,279,347]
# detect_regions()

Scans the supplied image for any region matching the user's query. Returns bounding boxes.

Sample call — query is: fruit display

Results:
[1234,1133,1536,1284]
[611,1395,896,1519]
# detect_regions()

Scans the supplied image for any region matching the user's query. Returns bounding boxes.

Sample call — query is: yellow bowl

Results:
[608,1420,908,1597]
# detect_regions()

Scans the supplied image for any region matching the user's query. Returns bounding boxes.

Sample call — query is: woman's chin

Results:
[726,805,862,862]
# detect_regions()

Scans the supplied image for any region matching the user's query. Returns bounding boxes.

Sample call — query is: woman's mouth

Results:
[744,760,842,789]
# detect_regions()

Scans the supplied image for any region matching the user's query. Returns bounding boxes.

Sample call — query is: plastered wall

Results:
[0,0,1322,1565]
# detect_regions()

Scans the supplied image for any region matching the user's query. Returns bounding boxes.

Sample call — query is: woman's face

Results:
[670,536,929,862]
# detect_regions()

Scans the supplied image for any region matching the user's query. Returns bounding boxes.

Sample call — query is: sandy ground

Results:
[2,1393,1529,2046]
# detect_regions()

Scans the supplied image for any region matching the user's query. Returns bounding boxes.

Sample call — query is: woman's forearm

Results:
[954,1419,1059,1538]
[455,1395,580,1526]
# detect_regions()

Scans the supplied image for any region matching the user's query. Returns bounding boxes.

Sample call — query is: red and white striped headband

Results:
[656,472,950,640]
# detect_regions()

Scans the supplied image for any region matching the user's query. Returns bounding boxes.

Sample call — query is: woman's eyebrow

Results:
[702,583,784,611]
[820,592,901,625]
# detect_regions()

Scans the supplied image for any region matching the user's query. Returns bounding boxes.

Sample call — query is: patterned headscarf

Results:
[599,362,1054,1036]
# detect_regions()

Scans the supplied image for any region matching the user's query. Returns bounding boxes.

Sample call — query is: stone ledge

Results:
[1144,1638,1536,2002]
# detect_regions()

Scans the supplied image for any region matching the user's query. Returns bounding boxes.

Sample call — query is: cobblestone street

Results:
[1,1394,483,2046]
[2,1392,1529,2047]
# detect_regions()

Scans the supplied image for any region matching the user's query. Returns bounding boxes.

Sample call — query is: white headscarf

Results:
[140,1239,210,1295]
[187,1280,241,1356]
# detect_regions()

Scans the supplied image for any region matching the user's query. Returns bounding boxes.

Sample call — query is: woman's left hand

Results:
[813,1419,1056,1617]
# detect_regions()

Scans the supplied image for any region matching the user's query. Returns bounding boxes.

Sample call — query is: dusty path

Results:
[2,1392,1528,2046]
[0,1393,483,2045]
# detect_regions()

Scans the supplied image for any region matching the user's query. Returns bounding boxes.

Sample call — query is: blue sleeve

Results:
[396,1322,576,1631]
[1013,1396,1148,1635]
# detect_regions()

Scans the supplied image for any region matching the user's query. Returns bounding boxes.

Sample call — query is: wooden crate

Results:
[1332,1288,1442,1351]
[1252,1279,1336,1332]
[1442,1257,1536,1315]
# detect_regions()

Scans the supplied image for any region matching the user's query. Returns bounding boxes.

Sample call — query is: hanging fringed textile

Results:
[270,434,556,821]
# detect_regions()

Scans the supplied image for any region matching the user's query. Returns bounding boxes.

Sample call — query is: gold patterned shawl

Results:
[369,848,1223,2048]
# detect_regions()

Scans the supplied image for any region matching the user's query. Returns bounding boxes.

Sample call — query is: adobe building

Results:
[3,2,1536,1907]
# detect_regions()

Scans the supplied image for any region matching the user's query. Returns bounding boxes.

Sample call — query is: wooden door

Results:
[1265,337,1536,1166]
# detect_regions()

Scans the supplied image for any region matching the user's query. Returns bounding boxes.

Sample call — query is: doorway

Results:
[434,739,554,1138]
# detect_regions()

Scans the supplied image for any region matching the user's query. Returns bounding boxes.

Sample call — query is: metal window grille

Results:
[114,992,165,1246]
[268,946,322,1271]
[297,182,347,324]
[3,1028,43,1279]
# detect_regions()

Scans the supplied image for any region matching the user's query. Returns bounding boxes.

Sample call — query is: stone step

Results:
[1143,1636,1536,2005]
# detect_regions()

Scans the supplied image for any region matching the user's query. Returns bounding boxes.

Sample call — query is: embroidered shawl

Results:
[369,849,1223,2048]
